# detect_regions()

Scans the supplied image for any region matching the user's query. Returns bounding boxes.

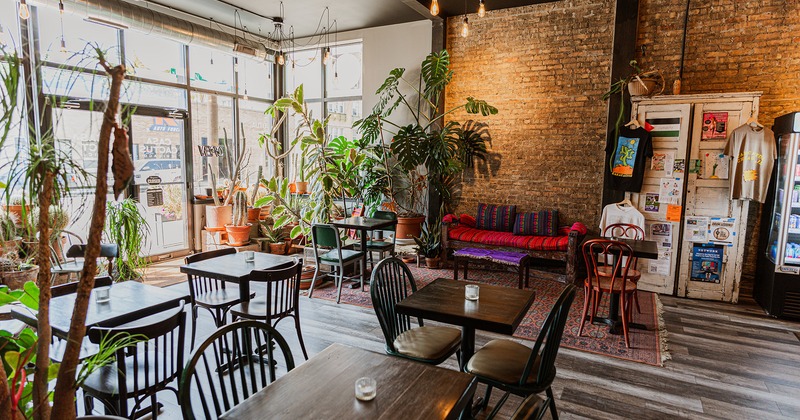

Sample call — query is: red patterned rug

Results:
[305,264,669,366]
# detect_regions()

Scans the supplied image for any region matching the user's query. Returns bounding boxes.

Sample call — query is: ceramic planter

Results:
[0,265,39,290]
[425,257,441,269]
[268,242,285,254]
[247,207,261,222]
[396,216,426,241]
[295,181,309,194]
[225,224,251,246]
[206,205,232,230]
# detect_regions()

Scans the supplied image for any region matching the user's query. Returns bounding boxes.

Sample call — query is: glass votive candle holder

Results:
[355,377,377,401]
[465,284,480,301]
[95,286,111,304]
[243,250,255,262]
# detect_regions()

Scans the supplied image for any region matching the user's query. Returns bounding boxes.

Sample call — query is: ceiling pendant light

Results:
[461,17,469,37]
[277,51,285,66]
[19,0,30,20]
[323,47,331,65]
[243,89,249,101]
[58,1,66,52]
[478,0,486,17]
[430,0,439,16]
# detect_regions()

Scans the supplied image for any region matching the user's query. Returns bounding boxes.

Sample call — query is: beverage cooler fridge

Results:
[756,112,800,319]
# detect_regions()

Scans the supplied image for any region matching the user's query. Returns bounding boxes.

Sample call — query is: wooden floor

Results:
[142,277,800,420]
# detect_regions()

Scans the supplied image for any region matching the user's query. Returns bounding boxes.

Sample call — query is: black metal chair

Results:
[228,259,309,360]
[81,300,187,419]
[308,224,365,304]
[51,233,119,282]
[465,284,577,420]
[185,248,254,348]
[369,257,461,365]
[178,320,296,420]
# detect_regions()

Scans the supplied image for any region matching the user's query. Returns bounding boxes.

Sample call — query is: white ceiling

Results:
[128,0,429,40]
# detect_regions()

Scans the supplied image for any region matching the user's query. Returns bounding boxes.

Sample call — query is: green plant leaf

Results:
[295,84,304,104]
[290,224,303,239]
[254,195,275,207]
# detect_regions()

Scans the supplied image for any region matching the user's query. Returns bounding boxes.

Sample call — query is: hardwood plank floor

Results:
[136,267,800,419]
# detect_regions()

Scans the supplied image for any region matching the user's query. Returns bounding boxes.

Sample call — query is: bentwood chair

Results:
[354,210,397,267]
[229,259,309,360]
[82,301,187,419]
[308,224,365,304]
[185,248,254,348]
[178,321,296,420]
[580,239,639,348]
[602,223,645,315]
[369,257,461,365]
[465,284,576,420]
[49,276,114,363]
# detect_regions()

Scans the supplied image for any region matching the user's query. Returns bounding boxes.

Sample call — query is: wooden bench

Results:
[453,247,531,289]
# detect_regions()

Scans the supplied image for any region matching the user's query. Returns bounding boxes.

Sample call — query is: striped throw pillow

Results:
[476,203,516,232]
[513,210,559,236]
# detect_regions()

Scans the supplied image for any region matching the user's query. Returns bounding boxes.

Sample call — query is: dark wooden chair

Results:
[49,276,114,363]
[185,248,254,348]
[228,259,308,360]
[51,275,113,298]
[465,284,576,420]
[81,300,187,419]
[369,257,461,365]
[602,223,645,315]
[178,320,296,420]
[579,239,638,347]
[308,224,365,303]
[510,394,547,420]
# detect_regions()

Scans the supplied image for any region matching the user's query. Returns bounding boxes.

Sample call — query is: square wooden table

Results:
[331,217,398,289]
[219,343,477,420]
[11,281,190,339]
[180,252,297,301]
[395,278,536,369]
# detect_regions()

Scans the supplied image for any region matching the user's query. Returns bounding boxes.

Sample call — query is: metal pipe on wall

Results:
[31,0,277,61]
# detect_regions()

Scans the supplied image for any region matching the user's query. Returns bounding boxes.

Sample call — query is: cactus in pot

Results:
[225,190,251,246]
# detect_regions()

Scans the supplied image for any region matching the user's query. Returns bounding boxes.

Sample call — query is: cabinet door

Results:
[629,104,692,294]
[678,100,754,302]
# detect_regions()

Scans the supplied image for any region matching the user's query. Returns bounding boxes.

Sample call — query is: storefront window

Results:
[238,56,273,100]
[124,30,186,84]
[238,98,273,183]
[326,43,362,98]
[37,7,120,68]
[0,2,21,52]
[286,49,322,99]
[190,91,235,195]
[326,101,362,141]
[188,46,235,93]
[122,81,187,109]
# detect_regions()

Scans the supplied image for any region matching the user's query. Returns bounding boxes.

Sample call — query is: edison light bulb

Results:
[60,38,67,53]
[19,2,30,20]
[478,0,486,17]
[277,52,285,66]
[243,89,249,101]
[461,17,469,38]
[323,47,331,65]
[430,0,439,16]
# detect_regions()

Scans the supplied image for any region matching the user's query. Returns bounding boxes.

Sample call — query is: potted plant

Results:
[225,190,251,246]
[31,204,70,262]
[602,60,664,138]
[296,153,309,194]
[4,195,28,223]
[414,220,442,269]
[205,127,249,230]
[0,213,20,256]
[105,198,149,281]
[260,222,287,254]
[0,252,38,290]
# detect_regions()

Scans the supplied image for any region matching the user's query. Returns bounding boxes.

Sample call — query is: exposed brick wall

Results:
[446,0,800,290]
[444,0,615,229]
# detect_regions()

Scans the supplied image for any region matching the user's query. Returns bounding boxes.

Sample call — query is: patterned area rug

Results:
[304,265,669,366]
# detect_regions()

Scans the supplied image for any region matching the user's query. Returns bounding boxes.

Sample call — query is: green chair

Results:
[465,284,576,420]
[354,210,397,267]
[308,224,365,304]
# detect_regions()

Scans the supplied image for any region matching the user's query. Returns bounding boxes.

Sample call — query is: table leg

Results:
[453,257,459,281]
[591,292,646,334]
[459,326,486,419]
[464,260,468,280]
[239,280,250,303]
[349,230,366,289]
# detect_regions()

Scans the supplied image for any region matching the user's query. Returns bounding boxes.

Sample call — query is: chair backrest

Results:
[184,248,237,302]
[65,243,120,259]
[372,210,397,233]
[311,223,340,249]
[520,284,576,386]
[87,301,186,413]
[369,257,420,353]
[603,223,644,240]
[582,238,634,293]
[52,275,112,298]
[179,320,296,420]
[246,260,302,322]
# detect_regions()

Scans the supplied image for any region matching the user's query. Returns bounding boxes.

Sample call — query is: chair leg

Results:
[487,391,510,420]
[620,293,631,348]
[84,394,94,416]
[634,290,642,314]
[294,316,309,360]
[590,289,601,325]
[483,385,493,409]
[190,306,199,349]
[578,286,590,337]
[336,266,344,304]
[308,265,320,299]
[546,387,559,420]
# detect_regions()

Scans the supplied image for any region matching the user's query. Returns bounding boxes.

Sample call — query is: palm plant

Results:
[105,198,149,281]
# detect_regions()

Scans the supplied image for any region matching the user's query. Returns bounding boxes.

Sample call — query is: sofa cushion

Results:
[448,225,569,252]
[513,210,559,236]
[460,214,477,227]
[476,203,516,232]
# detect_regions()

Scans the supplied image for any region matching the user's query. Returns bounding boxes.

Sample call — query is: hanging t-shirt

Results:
[723,124,776,203]
[599,203,646,233]
[606,126,653,192]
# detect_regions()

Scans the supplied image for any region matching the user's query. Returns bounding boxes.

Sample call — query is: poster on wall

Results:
[644,193,660,213]
[649,249,672,276]
[709,217,737,246]
[701,112,729,140]
[673,159,685,174]
[690,244,724,283]
[649,222,673,248]
[685,216,710,242]
[651,151,675,176]
[659,177,683,204]
[702,153,729,179]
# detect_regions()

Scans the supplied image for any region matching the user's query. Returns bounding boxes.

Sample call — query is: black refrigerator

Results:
[756,112,800,319]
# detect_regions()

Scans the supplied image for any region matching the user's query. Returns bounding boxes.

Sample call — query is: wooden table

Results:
[11,281,189,339]
[395,278,536,370]
[180,252,297,301]
[219,343,477,420]
[332,217,398,289]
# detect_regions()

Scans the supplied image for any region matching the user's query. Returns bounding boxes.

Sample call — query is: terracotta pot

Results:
[225,224,251,246]
[284,238,294,255]
[400,255,416,264]
[247,207,261,222]
[0,237,22,256]
[268,242,285,254]
[425,257,441,269]
[0,265,39,290]
[259,206,271,220]
[206,205,232,229]
[299,267,320,290]
[295,181,309,194]
[396,216,426,240]
[4,205,28,223]
[289,183,297,194]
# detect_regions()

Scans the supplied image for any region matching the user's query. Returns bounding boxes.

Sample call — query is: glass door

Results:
[769,133,800,268]
[129,111,190,257]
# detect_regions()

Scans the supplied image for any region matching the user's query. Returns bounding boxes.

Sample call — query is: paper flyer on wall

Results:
[709,217,737,246]
[701,112,729,140]
[685,216,709,242]
[648,249,672,276]
[644,193,660,213]
[702,153,729,179]
[651,151,674,176]
[648,222,673,248]
[690,244,724,283]
[659,177,682,204]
